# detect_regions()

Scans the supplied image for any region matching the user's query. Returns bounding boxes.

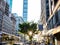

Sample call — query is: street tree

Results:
[18,22,37,41]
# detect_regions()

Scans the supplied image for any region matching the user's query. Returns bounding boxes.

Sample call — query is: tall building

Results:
[0,0,6,33]
[0,0,16,43]
[46,0,60,45]
[12,13,24,39]
[16,16,24,31]
[13,13,24,31]
[5,1,9,16]
[40,0,51,44]
[3,0,13,16]
[6,0,13,13]
[23,0,28,22]
[41,0,60,45]
[0,0,16,35]
[0,0,20,44]
[0,0,6,13]
[41,0,50,31]
[10,13,16,35]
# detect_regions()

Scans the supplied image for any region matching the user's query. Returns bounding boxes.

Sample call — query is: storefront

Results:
[46,26,60,45]
[0,32,21,45]
[54,32,60,45]
[52,26,60,45]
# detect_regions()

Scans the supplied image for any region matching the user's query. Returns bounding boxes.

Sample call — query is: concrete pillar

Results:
[55,37,58,45]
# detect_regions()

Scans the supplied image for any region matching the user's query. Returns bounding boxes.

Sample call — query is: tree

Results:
[19,22,30,34]
[18,22,37,41]
[30,23,37,33]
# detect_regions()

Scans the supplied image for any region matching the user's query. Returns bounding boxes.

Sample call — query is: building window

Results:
[23,9,27,13]
[54,0,58,6]
[23,13,27,16]
[47,21,50,30]
[23,18,27,21]
[46,0,49,3]
[24,5,27,8]
[24,7,27,9]
[55,12,58,23]
[55,10,60,26]
[52,15,56,28]
[47,17,54,30]
[0,24,2,30]
[0,19,2,24]
[0,10,2,15]
[58,10,60,22]
[46,10,49,21]
[24,2,27,4]
[50,18,53,29]
[0,15,2,20]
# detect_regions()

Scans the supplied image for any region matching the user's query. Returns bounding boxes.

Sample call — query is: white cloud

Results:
[12,0,41,22]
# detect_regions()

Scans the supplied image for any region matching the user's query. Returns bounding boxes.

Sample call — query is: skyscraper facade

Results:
[41,0,60,45]
[5,0,13,13]
[41,0,50,30]
[0,0,20,44]
[4,0,13,13]
[23,0,28,22]
[0,0,16,35]
[46,0,60,44]
[13,13,24,31]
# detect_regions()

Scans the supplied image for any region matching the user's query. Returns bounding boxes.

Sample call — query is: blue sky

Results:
[12,0,41,22]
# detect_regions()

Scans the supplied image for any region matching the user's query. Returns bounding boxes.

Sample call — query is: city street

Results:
[0,0,60,45]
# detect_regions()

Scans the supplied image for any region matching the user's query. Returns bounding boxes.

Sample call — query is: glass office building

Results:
[3,0,12,16]
[6,0,13,13]
[23,0,28,22]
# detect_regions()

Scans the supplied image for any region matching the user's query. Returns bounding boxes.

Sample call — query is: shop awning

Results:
[1,31,20,39]
[46,26,60,36]
[52,26,60,35]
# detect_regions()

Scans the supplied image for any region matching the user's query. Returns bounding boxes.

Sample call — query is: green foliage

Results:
[19,22,30,34]
[30,23,37,33]
[18,22,37,40]
[19,22,37,34]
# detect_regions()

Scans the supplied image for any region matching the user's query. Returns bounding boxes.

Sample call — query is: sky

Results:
[12,0,41,22]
